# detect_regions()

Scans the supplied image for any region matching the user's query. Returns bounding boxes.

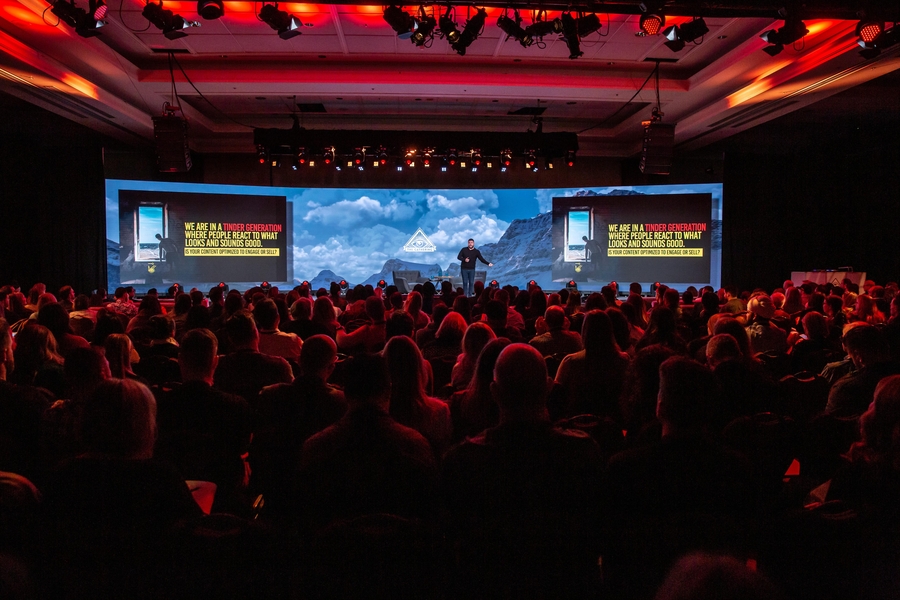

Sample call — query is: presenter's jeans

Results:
[461,269,475,297]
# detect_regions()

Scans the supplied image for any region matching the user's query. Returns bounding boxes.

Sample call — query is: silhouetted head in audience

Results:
[621,344,677,427]
[148,315,175,342]
[383,336,430,425]
[706,333,742,369]
[37,302,72,341]
[225,310,260,351]
[290,297,313,321]
[584,292,608,311]
[607,307,632,353]
[801,312,828,341]
[365,295,386,323]
[81,379,157,460]
[179,328,218,384]
[582,309,620,358]
[713,317,751,358]
[190,289,204,306]
[843,324,891,369]
[655,553,782,600]
[386,310,415,340]
[224,290,245,316]
[14,322,63,378]
[253,298,280,331]
[543,305,567,331]
[664,288,681,312]
[343,353,391,410]
[137,295,162,317]
[492,343,551,423]
[850,375,900,469]
[64,347,110,402]
[104,333,136,379]
[312,296,337,326]
[657,356,719,436]
[300,335,338,381]
[484,300,508,330]
[601,286,617,307]
[185,305,211,333]
[630,282,642,295]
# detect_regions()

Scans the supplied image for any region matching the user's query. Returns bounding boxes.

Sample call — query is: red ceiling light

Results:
[857,19,884,44]
[640,12,665,36]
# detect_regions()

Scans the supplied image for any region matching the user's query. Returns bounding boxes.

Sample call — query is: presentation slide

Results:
[105,181,722,293]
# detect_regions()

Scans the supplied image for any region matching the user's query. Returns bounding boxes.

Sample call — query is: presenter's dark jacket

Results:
[457,248,490,270]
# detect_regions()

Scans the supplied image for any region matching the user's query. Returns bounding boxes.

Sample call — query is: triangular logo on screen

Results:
[403,228,436,252]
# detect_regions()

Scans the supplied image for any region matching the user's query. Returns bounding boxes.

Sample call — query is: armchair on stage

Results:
[392,270,429,293]
[448,270,488,290]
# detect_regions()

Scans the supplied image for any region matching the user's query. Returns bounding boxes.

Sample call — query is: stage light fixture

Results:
[577,13,601,37]
[450,7,487,55]
[423,149,433,167]
[560,12,582,59]
[295,147,307,168]
[859,23,899,57]
[760,17,808,56]
[260,281,272,292]
[51,0,107,37]
[565,149,576,167]
[405,149,415,166]
[525,14,562,39]
[143,0,200,40]
[439,6,461,44]
[340,280,349,292]
[410,6,436,46]
[566,280,578,292]
[471,150,482,166]
[526,152,536,169]
[489,279,499,290]
[501,149,512,167]
[383,5,417,39]
[497,11,532,47]
[662,17,708,52]
[353,148,365,165]
[378,279,387,289]
[258,2,302,40]
[323,147,335,165]
[197,0,223,20]
[448,149,458,166]
[545,157,555,170]
[377,147,389,165]
[857,18,884,44]
[639,13,665,36]
[256,145,268,164]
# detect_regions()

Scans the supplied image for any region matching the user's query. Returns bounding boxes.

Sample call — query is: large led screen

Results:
[106,181,722,293]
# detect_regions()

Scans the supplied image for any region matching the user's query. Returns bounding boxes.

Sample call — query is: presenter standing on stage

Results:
[458,238,493,297]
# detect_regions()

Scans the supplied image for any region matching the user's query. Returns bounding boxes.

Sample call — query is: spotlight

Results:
[448,149,458,166]
[197,0,223,20]
[323,147,335,165]
[353,148,365,165]
[411,7,436,46]
[339,279,349,292]
[423,149,433,167]
[639,13,664,36]
[662,17,708,52]
[295,147,307,168]
[405,149,415,166]
[383,5,417,39]
[497,11,532,47]
[565,150,576,167]
[471,150,482,166]
[378,279,387,289]
[218,282,229,292]
[260,281,272,292]
[451,7,487,55]
[377,147,388,165]
[501,149,512,167]
[760,17,808,56]
[859,23,899,57]
[526,151,536,169]
[527,280,537,290]
[566,280,578,292]
[258,2,302,40]
[856,18,883,44]
[439,6,461,44]
[577,13,601,37]
[143,0,200,40]
[256,144,268,164]
[489,279,499,290]
[560,12,582,59]
[51,0,107,37]
[525,14,562,39]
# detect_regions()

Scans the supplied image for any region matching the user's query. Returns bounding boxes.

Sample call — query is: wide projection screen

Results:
[106,180,723,294]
